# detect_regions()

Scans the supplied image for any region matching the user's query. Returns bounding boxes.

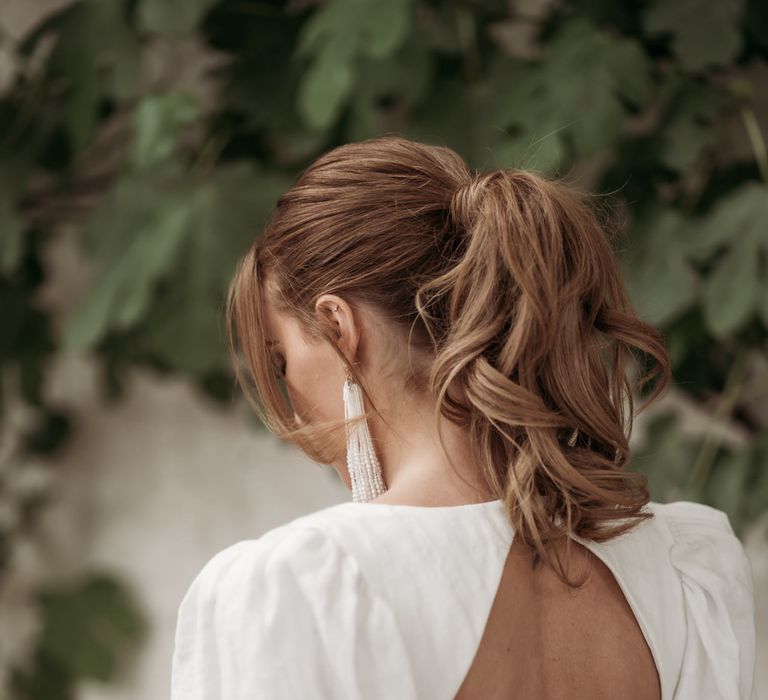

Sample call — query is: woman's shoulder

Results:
[182,501,388,588]
[177,503,379,623]
[172,500,512,699]
[181,519,341,598]
[172,508,419,699]
[652,498,733,530]
[650,499,755,607]
[650,500,757,699]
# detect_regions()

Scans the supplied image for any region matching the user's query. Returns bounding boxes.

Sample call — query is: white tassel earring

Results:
[340,345,387,501]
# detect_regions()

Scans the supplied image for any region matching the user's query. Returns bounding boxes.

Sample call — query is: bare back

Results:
[455,534,662,700]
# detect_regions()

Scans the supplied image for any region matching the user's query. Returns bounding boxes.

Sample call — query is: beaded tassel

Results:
[343,373,387,502]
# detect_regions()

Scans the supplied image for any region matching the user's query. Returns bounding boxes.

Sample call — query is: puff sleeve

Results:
[170,524,416,700]
[666,501,757,700]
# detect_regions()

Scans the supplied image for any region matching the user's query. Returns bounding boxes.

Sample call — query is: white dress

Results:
[170,499,757,700]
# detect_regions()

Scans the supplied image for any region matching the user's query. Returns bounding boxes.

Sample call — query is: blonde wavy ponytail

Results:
[421,167,670,585]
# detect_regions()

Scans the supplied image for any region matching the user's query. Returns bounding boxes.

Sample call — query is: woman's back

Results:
[455,531,660,699]
[171,498,756,699]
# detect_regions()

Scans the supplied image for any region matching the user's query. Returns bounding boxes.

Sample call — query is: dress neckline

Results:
[348,498,504,510]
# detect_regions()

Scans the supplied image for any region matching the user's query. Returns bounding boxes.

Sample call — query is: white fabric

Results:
[664,502,757,700]
[171,499,757,700]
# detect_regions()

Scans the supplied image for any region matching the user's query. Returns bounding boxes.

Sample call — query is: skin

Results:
[262,292,498,506]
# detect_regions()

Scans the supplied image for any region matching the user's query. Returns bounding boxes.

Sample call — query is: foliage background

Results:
[0,0,766,696]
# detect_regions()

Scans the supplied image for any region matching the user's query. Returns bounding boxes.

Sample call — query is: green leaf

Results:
[361,0,412,58]
[493,19,654,163]
[630,411,699,501]
[40,0,140,152]
[643,0,745,71]
[206,13,308,136]
[620,208,697,325]
[297,35,357,131]
[345,36,431,142]
[701,234,760,338]
[703,448,751,531]
[62,175,192,351]
[142,164,292,374]
[139,0,218,36]
[405,77,511,171]
[60,155,293,367]
[655,76,734,173]
[295,0,414,131]
[681,183,768,261]
[131,92,200,170]
[37,574,147,682]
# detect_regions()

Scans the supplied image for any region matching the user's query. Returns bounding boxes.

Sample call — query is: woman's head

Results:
[257,279,436,491]
[226,134,671,587]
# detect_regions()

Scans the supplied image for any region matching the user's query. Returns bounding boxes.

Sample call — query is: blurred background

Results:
[0,0,766,698]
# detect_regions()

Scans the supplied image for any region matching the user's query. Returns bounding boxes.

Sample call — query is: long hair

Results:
[225,135,671,588]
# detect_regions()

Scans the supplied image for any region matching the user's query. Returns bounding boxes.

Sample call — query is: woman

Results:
[170,136,756,699]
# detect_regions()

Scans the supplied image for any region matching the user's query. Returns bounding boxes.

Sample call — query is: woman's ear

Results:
[314,294,360,364]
